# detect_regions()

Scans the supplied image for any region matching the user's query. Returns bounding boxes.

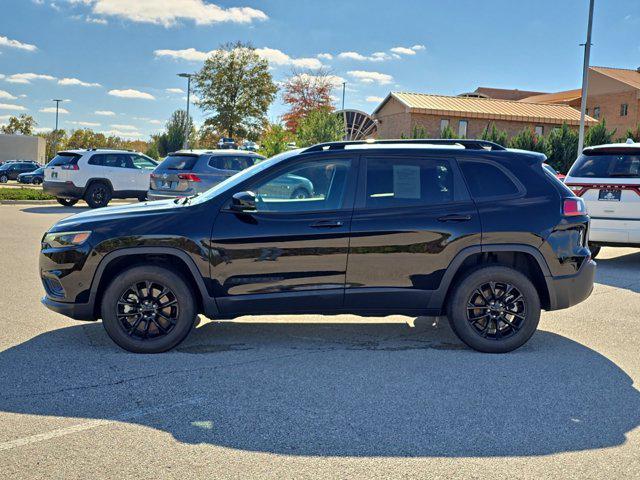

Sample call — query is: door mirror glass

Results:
[230,191,256,212]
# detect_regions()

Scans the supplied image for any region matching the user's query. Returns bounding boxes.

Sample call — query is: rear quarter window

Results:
[459,160,521,199]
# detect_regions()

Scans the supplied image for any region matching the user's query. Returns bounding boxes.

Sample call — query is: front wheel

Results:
[101,265,197,353]
[447,266,540,353]
[290,188,310,199]
[56,198,78,207]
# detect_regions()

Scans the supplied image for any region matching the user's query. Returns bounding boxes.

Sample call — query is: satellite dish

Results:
[336,109,377,140]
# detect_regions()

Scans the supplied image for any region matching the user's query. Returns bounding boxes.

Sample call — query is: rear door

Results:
[345,154,481,311]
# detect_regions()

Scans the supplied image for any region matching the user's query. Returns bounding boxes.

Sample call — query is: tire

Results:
[446,266,541,353]
[85,182,112,208]
[56,198,78,207]
[137,194,147,202]
[290,188,310,199]
[32,177,42,185]
[101,265,197,353]
[0,175,7,183]
[589,245,601,259]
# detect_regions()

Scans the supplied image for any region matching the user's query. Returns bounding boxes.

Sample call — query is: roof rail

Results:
[303,139,506,152]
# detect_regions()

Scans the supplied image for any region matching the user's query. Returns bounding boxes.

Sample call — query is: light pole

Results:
[178,73,194,149]
[341,82,346,110]
[577,0,595,156]
[52,99,63,157]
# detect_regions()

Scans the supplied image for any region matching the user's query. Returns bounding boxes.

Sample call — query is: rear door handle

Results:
[437,214,472,222]
[310,220,344,228]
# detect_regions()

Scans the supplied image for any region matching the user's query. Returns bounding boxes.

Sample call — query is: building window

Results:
[535,125,544,136]
[440,119,449,133]
[458,120,468,138]
[593,106,600,119]
[621,103,628,116]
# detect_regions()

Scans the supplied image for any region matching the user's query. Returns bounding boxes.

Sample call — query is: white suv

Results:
[564,139,640,258]
[43,149,158,208]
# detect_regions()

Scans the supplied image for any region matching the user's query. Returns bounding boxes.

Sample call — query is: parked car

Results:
[40,139,594,354]
[217,137,237,149]
[543,163,565,180]
[0,161,40,183]
[240,140,259,152]
[148,149,263,200]
[564,139,640,258]
[42,149,157,208]
[18,166,45,184]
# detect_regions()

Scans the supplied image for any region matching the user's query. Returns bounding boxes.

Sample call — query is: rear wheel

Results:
[85,182,112,208]
[101,265,197,353]
[32,177,42,185]
[56,198,78,207]
[447,266,540,353]
[0,175,7,183]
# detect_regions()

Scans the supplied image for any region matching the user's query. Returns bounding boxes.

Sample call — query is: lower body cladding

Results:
[43,180,84,199]
[589,217,640,247]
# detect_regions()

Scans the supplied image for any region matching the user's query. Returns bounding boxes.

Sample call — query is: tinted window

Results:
[49,153,80,167]
[158,155,198,171]
[569,153,640,178]
[460,161,520,198]
[211,155,256,171]
[365,158,454,208]
[88,154,131,168]
[252,158,350,212]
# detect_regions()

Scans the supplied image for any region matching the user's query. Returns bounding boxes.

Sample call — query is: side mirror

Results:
[229,191,257,212]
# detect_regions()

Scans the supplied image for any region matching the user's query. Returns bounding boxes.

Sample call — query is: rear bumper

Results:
[147,191,187,201]
[589,217,640,245]
[547,258,596,311]
[43,181,84,199]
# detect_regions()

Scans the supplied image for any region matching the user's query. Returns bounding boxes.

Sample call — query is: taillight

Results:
[563,198,586,216]
[61,164,79,170]
[178,173,201,182]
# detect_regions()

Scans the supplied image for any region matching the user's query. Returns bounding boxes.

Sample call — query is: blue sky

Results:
[1,0,639,139]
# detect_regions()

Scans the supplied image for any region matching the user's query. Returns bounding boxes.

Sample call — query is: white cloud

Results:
[366,95,385,103]
[390,46,416,56]
[108,89,155,100]
[338,50,397,62]
[0,103,27,111]
[40,107,70,114]
[4,73,56,84]
[58,77,101,87]
[0,35,38,52]
[317,53,333,60]
[86,16,108,24]
[81,0,267,27]
[68,121,101,127]
[0,90,17,100]
[148,119,162,125]
[166,87,184,94]
[411,44,426,51]
[102,129,144,138]
[33,127,52,133]
[347,70,393,85]
[95,110,116,116]
[154,47,211,62]
[289,73,346,89]
[110,123,137,130]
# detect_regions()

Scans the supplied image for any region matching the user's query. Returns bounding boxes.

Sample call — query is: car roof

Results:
[171,149,262,156]
[583,140,640,153]
[59,149,141,154]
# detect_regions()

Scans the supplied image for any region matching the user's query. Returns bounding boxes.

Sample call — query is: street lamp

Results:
[177,73,194,149]
[52,99,63,132]
[341,82,346,110]
[577,0,595,156]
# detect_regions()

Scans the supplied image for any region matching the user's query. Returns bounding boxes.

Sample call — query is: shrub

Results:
[0,188,55,200]
[296,108,345,147]
[480,123,508,147]
[545,123,579,173]
[440,125,456,139]
[585,119,616,147]
[509,127,546,153]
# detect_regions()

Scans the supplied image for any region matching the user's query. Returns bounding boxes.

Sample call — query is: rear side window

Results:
[158,155,198,171]
[569,152,640,178]
[209,155,256,171]
[48,153,80,167]
[364,157,455,208]
[459,161,520,199]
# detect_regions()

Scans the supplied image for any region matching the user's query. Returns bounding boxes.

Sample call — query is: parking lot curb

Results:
[0,199,134,205]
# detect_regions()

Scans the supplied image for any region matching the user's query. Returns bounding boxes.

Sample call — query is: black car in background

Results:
[17,166,45,184]
[40,139,595,354]
[0,161,40,182]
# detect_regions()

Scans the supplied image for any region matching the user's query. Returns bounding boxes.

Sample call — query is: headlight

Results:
[43,231,91,248]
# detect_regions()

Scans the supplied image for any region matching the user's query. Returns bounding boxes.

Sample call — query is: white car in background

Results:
[564,139,640,258]
[43,149,158,208]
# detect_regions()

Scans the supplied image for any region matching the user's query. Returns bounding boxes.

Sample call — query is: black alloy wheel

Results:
[466,282,526,340]
[116,281,179,340]
[0,175,7,183]
[85,182,111,208]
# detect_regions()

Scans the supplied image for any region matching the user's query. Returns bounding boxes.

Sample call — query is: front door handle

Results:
[310,220,344,228]
[437,214,472,222]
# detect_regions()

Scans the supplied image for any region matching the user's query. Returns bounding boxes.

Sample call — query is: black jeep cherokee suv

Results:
[40,139,595,354]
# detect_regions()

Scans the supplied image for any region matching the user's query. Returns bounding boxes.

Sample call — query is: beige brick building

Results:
[373,92,596,140]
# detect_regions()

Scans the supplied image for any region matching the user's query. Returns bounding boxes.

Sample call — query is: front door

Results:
[210,155,357,316]
[345,154,481,312]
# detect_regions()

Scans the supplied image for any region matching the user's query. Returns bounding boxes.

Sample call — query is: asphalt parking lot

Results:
[0,204,639,479]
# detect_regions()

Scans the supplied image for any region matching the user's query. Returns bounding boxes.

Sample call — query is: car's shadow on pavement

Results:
[1,318,638,457]
[595,250,640,294]
[20,206,89,215]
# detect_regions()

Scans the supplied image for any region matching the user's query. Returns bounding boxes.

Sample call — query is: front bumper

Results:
[43,181,84,199]
[547,258,596,311]
[41,296,95,321]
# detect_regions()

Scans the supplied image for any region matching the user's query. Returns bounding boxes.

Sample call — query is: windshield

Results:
[190,149,302,205]
[569,152,640,178]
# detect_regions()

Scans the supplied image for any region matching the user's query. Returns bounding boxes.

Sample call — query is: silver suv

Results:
[148,149,263,200]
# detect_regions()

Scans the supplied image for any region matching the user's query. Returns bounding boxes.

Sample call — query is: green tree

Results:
[151,110,195,157]
[622,124,640,142]
[585,119,616,147]
[39,129,67,160]
[295,108,345,147]
[259,123,292,157]
[545,123,579,173]
[509,127,546,153]
[440,124,456,139]
[411,124,428,139]
[193,41,278,139]
[480,122,508,147]
[1,114,37,135]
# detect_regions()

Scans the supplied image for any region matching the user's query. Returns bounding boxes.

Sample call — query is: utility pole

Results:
[178,73,194,150]
[341,82,346,110]
[577,0,595,156]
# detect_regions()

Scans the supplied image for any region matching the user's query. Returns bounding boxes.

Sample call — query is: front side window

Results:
[131,155,157,170]
[458,120,468,137]
[459,161,521,199]
[364,157,454,208]
[251,158,351,213]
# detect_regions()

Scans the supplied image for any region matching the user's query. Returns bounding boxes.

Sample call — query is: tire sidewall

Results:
[101,266,197,353]
[447,266,541,353]
[85,182,112,208]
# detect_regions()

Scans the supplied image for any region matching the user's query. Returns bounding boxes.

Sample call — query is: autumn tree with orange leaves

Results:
[282,69,336,132]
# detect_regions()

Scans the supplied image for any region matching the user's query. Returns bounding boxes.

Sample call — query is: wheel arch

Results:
[85,178,114,192]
